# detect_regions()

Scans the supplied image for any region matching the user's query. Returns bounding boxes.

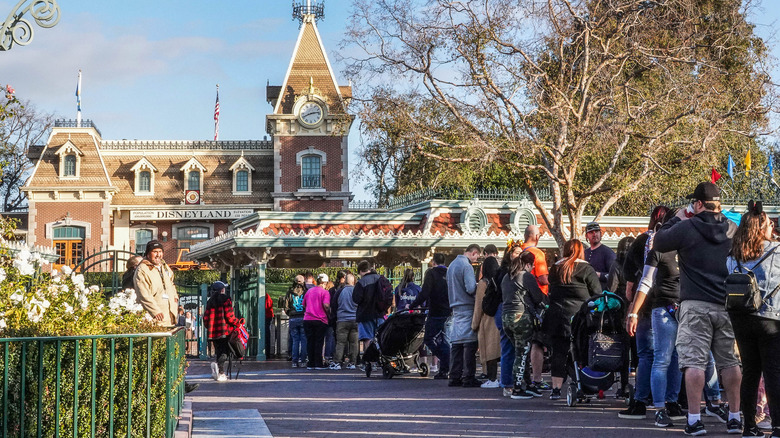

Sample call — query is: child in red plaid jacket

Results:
[203,281,239,381]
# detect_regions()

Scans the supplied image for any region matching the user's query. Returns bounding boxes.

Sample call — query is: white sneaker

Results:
[481,379,500,388]
[757,416,772,430]
[291,362,297,368]
[217,374,228,382]
[330,363,342,370]
[346,364,356,370]
[210,362,219,380]
[503,387,512,397]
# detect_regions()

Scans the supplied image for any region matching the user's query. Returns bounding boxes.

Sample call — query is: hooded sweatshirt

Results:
[653,211,737,305]
[410,266,451,317]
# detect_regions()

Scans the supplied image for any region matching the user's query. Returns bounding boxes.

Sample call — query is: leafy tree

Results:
[344,0,771,247]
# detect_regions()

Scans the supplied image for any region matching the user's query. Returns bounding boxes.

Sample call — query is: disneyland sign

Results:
[130,209,253,221]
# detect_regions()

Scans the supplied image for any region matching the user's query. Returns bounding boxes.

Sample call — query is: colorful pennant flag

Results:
[711,168,721,183]
[769,154,774,176]
[727,154,735,179]
[75,69,82,127]
[745,149,752,174]
[214,84,220,141]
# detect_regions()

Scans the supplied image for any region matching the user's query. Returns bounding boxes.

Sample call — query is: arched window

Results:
[53,225,85,269]
[138,171,151,193]
[187,171,200,191]
[134,229,154,255]
[236,170,249,192]
[176,226,210,250]
[301,155,322,188]
[63,155,77,177]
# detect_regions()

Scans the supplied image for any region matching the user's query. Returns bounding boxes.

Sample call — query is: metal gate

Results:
[233,268,260,358]
[74,247,138,295]
[176,283,205,358]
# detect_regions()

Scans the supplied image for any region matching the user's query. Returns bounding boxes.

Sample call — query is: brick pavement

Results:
[187,360,740,438]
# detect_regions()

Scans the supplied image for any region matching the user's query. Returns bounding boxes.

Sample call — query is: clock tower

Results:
[266,1,354,212]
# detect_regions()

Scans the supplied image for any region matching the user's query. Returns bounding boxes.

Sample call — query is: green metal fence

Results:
[0,328,185,437]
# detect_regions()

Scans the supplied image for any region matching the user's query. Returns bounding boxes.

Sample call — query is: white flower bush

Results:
[0,243,158,336]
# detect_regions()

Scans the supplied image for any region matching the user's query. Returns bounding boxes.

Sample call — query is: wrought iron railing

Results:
[53,119,102,138]
[0,328,185,437]
[349,186,551,211]
[299,174,325,189]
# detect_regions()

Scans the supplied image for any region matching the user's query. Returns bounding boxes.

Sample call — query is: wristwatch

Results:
[627,313,639,319]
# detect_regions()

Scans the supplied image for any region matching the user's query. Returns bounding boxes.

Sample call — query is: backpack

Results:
[481,277,501,317]
[229,318,249,358]
[725,246,779,313]
[375,275,394,314]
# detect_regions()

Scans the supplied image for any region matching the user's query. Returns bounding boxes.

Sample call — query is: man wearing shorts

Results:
[653,181,742,436]
[352,260,384,361]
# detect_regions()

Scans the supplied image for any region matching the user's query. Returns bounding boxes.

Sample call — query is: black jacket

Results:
[352,271,381,322]
[653,211,737,305]
[411,266,451,317]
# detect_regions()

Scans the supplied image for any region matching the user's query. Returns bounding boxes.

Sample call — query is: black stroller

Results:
[566,292,632,407]
[363,308,429,379]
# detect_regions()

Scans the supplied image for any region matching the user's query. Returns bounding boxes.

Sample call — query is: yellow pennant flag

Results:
[745,150,752,174]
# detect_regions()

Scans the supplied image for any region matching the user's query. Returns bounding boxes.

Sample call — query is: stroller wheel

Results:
[566,383,578,407]
[365,363,372,378]
[382,365,394,379]
[626,383,634,406]
[418,363,429,378]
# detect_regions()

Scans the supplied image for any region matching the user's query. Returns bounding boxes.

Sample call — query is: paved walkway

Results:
[187,360,739,438]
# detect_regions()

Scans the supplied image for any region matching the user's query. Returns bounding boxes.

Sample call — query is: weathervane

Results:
[292,0,324,23]
[1,0,61,51]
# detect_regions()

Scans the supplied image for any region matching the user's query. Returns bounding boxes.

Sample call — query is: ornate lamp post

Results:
[1,0,60,51]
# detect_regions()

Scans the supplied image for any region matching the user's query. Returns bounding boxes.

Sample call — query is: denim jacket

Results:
[726,241,780,320]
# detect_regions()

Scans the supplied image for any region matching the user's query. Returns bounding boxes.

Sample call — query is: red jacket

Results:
[265,293,274,320]
[203,294,239,339]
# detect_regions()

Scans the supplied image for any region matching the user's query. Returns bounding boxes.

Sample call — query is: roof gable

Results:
[130,156,158,172]
[180,157,207,173]
[54,140,84,157]
[229,155,255,171]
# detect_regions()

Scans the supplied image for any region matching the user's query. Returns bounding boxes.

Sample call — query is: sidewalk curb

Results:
[175,398,193,438]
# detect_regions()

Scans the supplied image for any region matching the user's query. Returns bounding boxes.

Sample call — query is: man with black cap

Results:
[653,181,742,435]
[584,221,616,291]
[133,240,178,326]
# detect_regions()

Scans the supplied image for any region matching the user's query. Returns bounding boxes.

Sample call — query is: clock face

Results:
[299,101,324,126]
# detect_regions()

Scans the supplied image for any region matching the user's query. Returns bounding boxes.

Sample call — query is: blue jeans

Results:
[651,306,682,408]
[289,317,307,363]
[324,326,335,359]
[495,305,515,388]
[704,353,721,401]
[635,315,654,404]
[424,316,451,374]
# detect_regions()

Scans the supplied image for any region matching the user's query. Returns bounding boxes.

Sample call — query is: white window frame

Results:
[55,140,84,180]
[131,157,158,196]
[229,155,255,195]
[180,157,207,201]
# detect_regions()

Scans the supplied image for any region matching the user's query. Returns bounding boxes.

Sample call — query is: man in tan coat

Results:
[134,240,178,326]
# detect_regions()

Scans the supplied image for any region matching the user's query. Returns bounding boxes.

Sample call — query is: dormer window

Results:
[229,154,255,195]
[180,157,207,204]
[55,140,84,179]
[130,157,157,196]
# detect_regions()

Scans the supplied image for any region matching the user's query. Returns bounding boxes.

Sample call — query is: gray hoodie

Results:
[653,211,737,304]
[446,254,477,309]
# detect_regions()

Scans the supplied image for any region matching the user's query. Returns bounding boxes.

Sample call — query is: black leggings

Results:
[550,335,570,380]
[731,313,780,430]
[486,358,498,381]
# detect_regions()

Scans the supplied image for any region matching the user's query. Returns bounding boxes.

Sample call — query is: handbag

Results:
[725,246,778,313]
[228,318,249,358]
[587,310,624,372]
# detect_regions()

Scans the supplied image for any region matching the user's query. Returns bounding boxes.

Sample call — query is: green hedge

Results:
[1,334,182,437]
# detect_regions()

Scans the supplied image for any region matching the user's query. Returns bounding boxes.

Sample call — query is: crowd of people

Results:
[138,180,778,437]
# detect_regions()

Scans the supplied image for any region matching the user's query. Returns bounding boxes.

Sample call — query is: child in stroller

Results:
[565,292,632,406]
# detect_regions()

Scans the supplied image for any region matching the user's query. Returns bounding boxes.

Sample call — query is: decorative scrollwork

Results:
[1,0,61,51]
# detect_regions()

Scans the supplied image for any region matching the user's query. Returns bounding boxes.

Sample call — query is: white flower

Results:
[60,266,72,275]
[10,290,24,305]
[0,319,6,331]
[71,274,85,286]
[88,285,100,294]
[13,258,35,276]
[0,268,5,283]
[63,303,74,314]
[17,248,31,262]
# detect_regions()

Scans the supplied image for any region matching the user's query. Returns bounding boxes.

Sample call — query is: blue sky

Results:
[1,0,779,202]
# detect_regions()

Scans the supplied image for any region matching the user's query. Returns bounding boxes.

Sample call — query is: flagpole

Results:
[76,69,82,127]
[214,84,220,141]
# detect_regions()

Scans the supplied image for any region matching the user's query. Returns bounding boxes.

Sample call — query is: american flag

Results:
[213,86,220,141]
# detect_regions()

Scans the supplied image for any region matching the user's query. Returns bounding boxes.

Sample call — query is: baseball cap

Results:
[585,222,601,233]
[686,181,720,202]
[211,281,227,291]
[144,240,164,256]
[317,273,329,283]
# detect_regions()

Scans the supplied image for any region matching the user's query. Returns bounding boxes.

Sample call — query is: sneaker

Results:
[346,364,356,370]
[743,426,764,436]
[329,363,342,370]
[448,379,463,387]
[503,387,513,397]
[550,388,562,400]
[655,409,674,427]
[217,374,228,382]
[706,404,729,424]
[685,420,707,436]
[666,401,687,421]
[462,378,484,388]
[510,388,535,399]
[433,372,449,380]
[757,417,772,431]
[480,379,500,388]
[291,362,298,368]
[618,400,647,419]
[210,362,219,380]
[728,418,744,434]
[526,384,543,397]
[534,380,552,391]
